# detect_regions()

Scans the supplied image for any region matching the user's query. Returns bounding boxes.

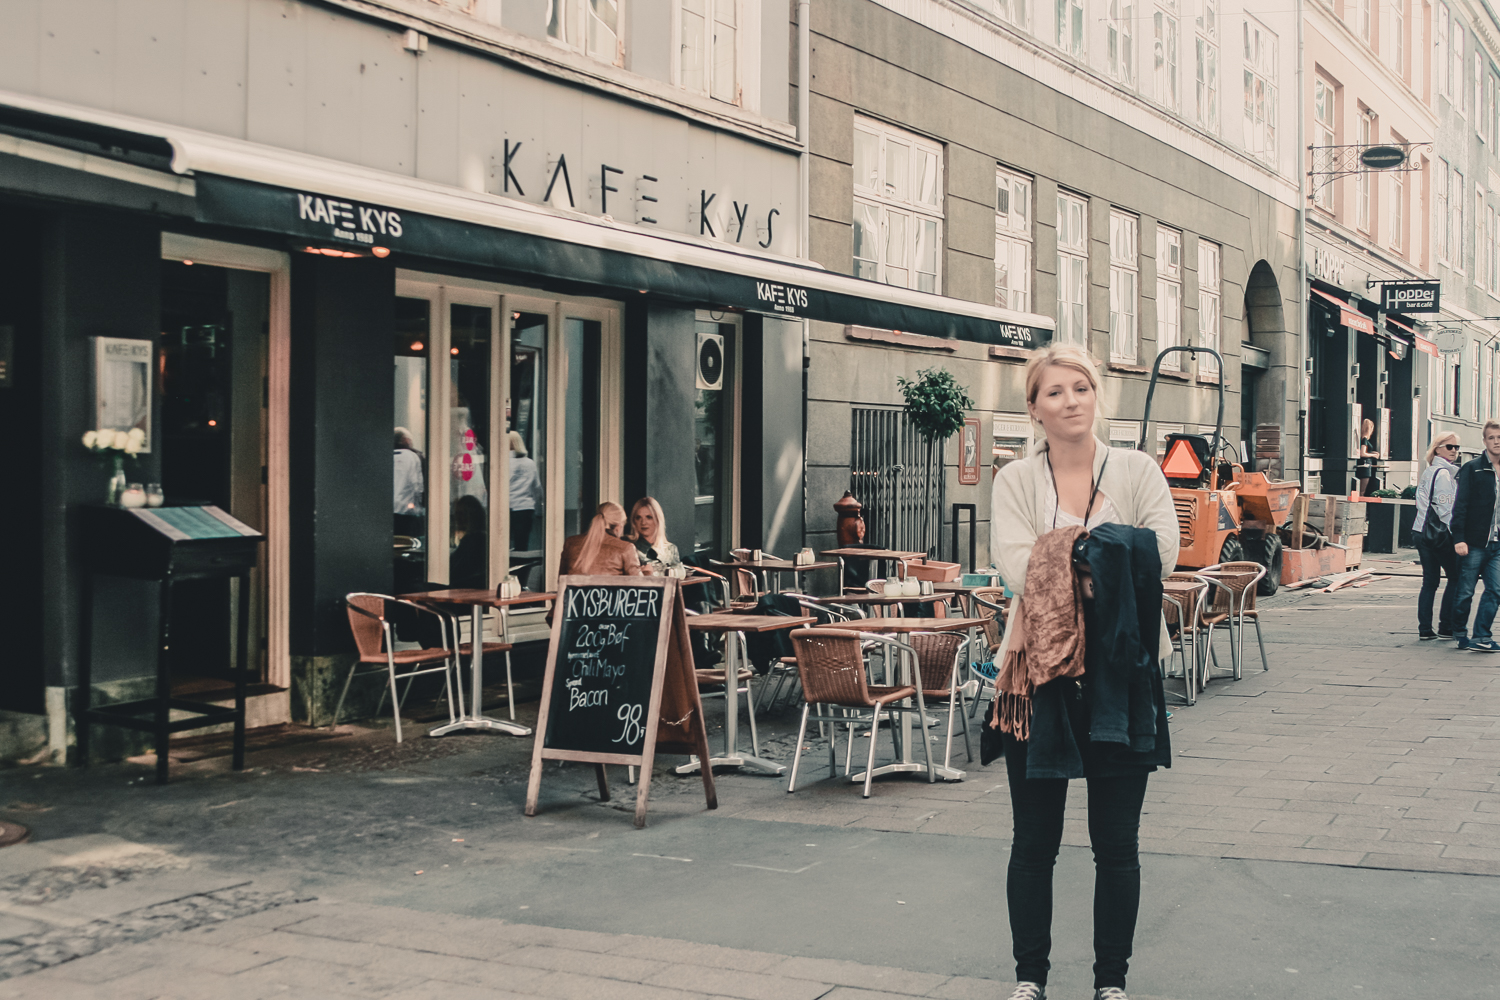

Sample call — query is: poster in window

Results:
[94,337,153,453]
[958,417,981,485]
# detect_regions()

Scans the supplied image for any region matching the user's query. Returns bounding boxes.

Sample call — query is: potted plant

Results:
[896,367,975,556]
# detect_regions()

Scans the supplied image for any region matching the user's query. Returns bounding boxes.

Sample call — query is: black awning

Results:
[193,174,1051,348]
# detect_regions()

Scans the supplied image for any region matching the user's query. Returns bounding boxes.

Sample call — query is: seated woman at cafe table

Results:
[449,494,488,591]
[559,502,643,577]
[626,496,683,575]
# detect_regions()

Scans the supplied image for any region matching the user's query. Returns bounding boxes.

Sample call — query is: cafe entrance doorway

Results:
[393,272,622,639]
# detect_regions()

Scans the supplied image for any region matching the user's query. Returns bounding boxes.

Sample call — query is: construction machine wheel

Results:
[1219,535,1245,564]
[1255,534,1282,597]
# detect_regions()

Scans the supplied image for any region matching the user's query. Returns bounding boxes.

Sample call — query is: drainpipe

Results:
[798,0,812,547]
[1296,0,1309,489]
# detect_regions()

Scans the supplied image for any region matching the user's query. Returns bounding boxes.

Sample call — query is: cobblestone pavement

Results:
[2,555,1498,999]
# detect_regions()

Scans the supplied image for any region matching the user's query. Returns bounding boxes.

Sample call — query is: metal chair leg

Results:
[331,661,360,729]
[788,703,811,792]
[862,707,881,798]
[504,649,516,720]
[1253,615,1269,671]
[387,654,404,743]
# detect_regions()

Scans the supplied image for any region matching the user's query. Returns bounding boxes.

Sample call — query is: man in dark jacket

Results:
[1449,421,1500,650]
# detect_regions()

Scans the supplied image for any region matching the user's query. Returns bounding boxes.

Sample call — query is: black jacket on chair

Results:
[1450,457,1499,551]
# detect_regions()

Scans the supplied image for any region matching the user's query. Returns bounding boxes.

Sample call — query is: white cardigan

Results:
[989,437,1180,665]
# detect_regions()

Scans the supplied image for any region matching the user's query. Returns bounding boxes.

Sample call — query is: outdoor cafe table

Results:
[674,613,815,776]
[820,548,925,593]
[817,616,987,782]
[400,589,556,738]
[715,557,839,594]
[930,579,1001,617]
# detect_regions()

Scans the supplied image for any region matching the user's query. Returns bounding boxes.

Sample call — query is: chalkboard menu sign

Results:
[525,576,716,827]
[544,582,667,756]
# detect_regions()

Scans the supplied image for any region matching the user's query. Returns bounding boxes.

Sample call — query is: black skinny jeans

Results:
[1004,735,1149,990]
[1414,535,1460,634]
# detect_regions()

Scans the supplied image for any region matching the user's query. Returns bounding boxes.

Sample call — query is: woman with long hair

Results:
[1414,432,1462,640]
[626,496,683,574]
[1355,417,1379,495]
[559,501,642,577]
[989,343,1179,1000]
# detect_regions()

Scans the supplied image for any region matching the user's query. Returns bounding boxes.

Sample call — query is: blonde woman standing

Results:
[989,344,1179,1000]
[1413,432,1462,639]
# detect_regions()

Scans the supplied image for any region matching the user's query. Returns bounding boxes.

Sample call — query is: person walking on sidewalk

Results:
[988,344,1179,1000]
[1450,421,1500,651]
[1414,432,1462,640]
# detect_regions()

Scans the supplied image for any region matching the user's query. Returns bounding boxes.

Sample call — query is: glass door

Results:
[692,314,740,559]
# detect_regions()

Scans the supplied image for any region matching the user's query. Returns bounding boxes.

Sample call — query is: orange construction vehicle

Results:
[1137,347,1299,595]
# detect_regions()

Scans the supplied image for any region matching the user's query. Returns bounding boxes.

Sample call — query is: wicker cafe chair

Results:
[1162,572,1208,705]
[787,628,935,798]
[906,630,974,769]
[1193,561,1269,682]
[341,594,457,742]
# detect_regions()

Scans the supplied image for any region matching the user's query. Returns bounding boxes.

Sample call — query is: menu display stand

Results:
[76,504,262,784]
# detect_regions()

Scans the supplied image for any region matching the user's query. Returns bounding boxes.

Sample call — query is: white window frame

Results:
[1357,0,1371,42]
[1388,0,1404,74]
[996,168,1034,312]
[1455,21,1467,116]
[1198,239,1221,376]
[1056,0,1085,56]
[1243,18,1279,165]
[1195,0,1219,132]
[1313,76,1336,212]
[549,0,625,65]
[1486,69,1495,145]
[1154,0,1180,110]
[1489,202,1498,292]
[1454,167,1466,272]
[1056,191,1089,346]
[1438,159,1450,263]
[984,0,1031,33]
[852,118,944,294]
[1478,50,1486,133]
[1439,5,1451,97]
[1156,225,1183,370]
[676,0,747,105]
[1390,153,1405,250]
[1479,188,1490,290]
[1109,210,1140,362]
[1108,0,1136,85]
[1356,110,1374,234]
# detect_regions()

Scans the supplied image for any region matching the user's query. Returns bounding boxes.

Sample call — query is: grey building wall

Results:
[805,0,1302,567]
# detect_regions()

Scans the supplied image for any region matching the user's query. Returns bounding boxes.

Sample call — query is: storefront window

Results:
[393,297,430,594]
[563,318,603,538]
[449,303,492,590]
[510,313,549,581]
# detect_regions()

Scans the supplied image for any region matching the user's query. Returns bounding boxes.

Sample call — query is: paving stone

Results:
[767,954,949,993]
[643,961,832,1000]
[607,935,788,974]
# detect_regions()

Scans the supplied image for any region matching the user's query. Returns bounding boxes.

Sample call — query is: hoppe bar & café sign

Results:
[1380,281,1441,313]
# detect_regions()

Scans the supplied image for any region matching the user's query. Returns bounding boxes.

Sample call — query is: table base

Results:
[674,754,786,776]
[428,716,532,738]
[851,761,965,782]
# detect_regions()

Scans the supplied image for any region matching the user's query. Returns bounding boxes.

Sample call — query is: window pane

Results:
[854,130,880,192]
[394,297,430,593]
[562,317,602,540]
[885,210,910,286]
[916,148,940,207]
[681,2,706,92]
[449,304,492,589]
[853,201,880,278]
[885,140,910,202]
[509,313,550,562]
[711,3,736,103]
[548,0,568,42]
[588,0,619,61]
[916,217,938,292]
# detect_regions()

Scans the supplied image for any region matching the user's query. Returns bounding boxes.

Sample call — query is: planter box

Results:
[1282,545,1347,585]
[905,560,960,582]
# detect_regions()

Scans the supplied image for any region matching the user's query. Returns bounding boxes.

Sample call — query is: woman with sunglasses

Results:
[1414,433,1462,640]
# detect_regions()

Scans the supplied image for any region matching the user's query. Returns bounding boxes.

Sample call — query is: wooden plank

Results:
[1289,494,1309,549]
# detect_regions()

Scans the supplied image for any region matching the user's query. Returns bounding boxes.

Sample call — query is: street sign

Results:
[1360,145,1408,169]
[1379,280,1440,313]
[1435,330,1466,354]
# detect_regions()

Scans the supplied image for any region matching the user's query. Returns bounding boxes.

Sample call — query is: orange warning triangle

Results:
[1161,439,1204,478]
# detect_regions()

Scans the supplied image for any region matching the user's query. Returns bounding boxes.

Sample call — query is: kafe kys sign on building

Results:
[1380,281,1441,313]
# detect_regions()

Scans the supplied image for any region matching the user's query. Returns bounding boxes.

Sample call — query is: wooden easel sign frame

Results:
[524,576,717,828]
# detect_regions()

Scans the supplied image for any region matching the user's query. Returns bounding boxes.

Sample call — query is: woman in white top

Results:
[507,431,543,552]
[626,496,683,573]
[1413,431,1461,639]
[989,344,1178,1000]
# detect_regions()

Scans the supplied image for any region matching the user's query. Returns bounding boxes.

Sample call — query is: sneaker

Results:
[1094,990,1129,1000]
[1006,984,1045,1000]
[1470,640,1500,652]
[1457,636,1471,650]
[1420,630,1439,640]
